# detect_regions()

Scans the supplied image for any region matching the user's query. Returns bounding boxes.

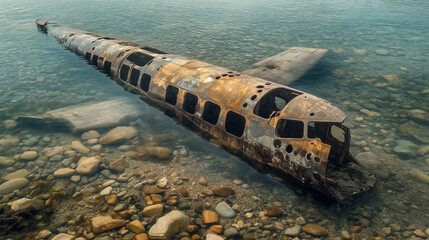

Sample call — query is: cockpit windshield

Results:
[254,88,302,118]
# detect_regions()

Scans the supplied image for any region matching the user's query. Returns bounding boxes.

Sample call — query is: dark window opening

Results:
[165,85,179,105]
[140,73,151,92]
[130,69,140,86]
[127,52,154,67]
[308,121,331,142]
[103,61,111,74]
[183,93,198,114]
[202,101,220,125]
[85,52,91,60]
[120,65,130,81]
[225,111,246,137]
[254,88,303,118]
[91,55,99,65]
[276,119,304,138]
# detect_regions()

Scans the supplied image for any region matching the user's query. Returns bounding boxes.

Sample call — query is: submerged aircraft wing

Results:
[242,47,328,86]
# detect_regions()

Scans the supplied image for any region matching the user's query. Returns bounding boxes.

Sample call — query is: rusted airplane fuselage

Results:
[35,20,375,201]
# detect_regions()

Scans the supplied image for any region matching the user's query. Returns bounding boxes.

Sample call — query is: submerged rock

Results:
[284,225,301,236]
[140,204,164,217]
[81,130,100,139]
[76,156,102,174]
[206,234,224,240]
[127,220,146,233]
[0,135,19,147]
[91,215,125,234]
[393,140,418,157]
[3,169,29,180]
[398,121,429,144]
[2,119,17,129]
[408,109,429,123]
[0,156,15,167]
[148,210,189,240]
[9,198,44,212]
[51,233,74,240]
[0,178,29,195]
[53,168,75,178]
[356,152,391,178]
[108,158,129,172]
[71,141,90,154]
[20,151,38,160]
[302,224,328,237]
[410,169,429,184]
[212,187,235,197]
[99,126,138,144]
[202,210,218,224]
[135,147,173,160]
[215,202,236,218]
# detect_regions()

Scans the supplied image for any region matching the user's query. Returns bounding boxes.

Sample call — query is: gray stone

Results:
[76,156,102,175]
[23,136,39,146]
[100,186,113,196]
[393,140,418,157]
[206,234,224,240]
[3,169,29,180]
[9,198,44,212]
[99,126,138,144]
[53,168,75,178]
[356,152,391,178]
[108,158,129,172]
[81,130,100,139]
[51,233,74,240]
[3,120,17,129]
[0,178,29,195]
[148,210,189,240]
[284,225,301,236]
[45,146,64,158]
[113,203,128,212]
[215,201,236,218]
[398,121,429,144]
[71,175,81,183]
[36,229,52,239]
[101,169,112,178]
[71,141,90,154]
[224,227,239,237]
[0,156,15,167]
[410,169,429,184]
[408,109,429,123]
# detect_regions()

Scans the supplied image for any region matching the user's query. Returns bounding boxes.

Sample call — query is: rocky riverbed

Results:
[1,110,428,239]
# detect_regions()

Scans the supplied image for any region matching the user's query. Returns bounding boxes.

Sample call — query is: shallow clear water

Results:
[0,0,428,239]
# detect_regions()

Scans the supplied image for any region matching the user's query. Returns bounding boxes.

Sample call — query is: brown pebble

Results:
[144,186,164,195]
[352,226,362,233]
[209,225,223,234]
[198,177,208,186]
[143,196,153,205]
[135,233,149,240]
[106,195,119,205]
[302,224,328,237]
[212,187,235,197]
[202,210,218,224]
[179,187,190,197]
[150,194,163,203]
[414,229,426,238]
[267,207,282,217]
[191,234,201,240]
[166,198,178,206]
[185,224,199,233]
